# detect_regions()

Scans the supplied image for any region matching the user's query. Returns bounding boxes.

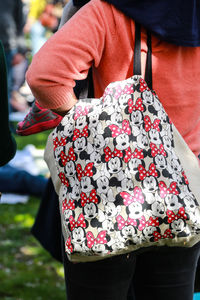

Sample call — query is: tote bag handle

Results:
[134,23,153,90]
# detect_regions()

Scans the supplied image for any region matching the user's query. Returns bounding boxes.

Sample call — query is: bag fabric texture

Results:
[44,24,200,262]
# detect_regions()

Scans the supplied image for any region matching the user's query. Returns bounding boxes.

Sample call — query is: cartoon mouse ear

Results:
[80,151,90,160]
[115,193,124,206]
[91,218,101,228]
[109,177,120,187]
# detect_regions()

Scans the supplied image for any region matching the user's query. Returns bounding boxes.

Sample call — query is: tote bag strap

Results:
[134,22,153,90]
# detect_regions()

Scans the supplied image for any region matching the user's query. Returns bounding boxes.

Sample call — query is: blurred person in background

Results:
[23,0,65,56]
[0,0,28,112]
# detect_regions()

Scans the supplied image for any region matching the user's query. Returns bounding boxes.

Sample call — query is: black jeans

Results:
[62,240,200,300]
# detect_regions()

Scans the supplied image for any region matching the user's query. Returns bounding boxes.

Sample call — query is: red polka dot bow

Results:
[109,120,131,137]
[124,147,144,163]
[182,171,189,185]
[80,189,99,207]
[120,188,144,206]
[65,237,73,253]
[128,97,144,113]
[150,143,166,157]
[62,199,75,212]
[116,215,137,230]
[139,78,148,92]
[147,216,160,227]
[74,105,91,120]
[73,125,89,141]
[69,213,86,231]
[159,181,179,198]
[104,146,123,162]
[60,147,76,166]
[86,231,107,248]
[59,172,69,187]
[53,136,66,150]
[153,229,173,241]
[138,163,158,180]
[167,207,187,223]
[76,162,94,182]
[144,115,160,132]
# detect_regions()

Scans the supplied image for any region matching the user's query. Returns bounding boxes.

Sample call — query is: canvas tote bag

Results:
[44,23,200,262]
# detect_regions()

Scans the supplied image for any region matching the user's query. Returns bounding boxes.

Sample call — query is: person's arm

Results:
[26,0,106,116]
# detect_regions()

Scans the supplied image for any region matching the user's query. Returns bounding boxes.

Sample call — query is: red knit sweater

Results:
[26,0,200,156]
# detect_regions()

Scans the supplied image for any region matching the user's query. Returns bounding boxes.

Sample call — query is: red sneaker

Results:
[16,101,63,136]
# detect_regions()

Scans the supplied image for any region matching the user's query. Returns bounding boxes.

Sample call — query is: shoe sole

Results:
[16,117,62,136]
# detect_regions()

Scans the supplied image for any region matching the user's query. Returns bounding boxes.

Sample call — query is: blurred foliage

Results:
[14,127,52,150]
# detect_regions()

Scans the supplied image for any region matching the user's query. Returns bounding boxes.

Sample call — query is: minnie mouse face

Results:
[107,157,122,174]
[131,110,143,127]
[105,202,119,219]
[102,95,115,115]
[54,146,62,160]
[64,161,76,177]
[184,196,196,213]
[96,176,110,194]
[63,121,74,137]
[136,132,149,149]
[153,97,163,112]
[118,94,129,110]
[121,177,134,192]
[94,134,106,150]
[64,209,74,222]
[92,243,106,253]
[142,90,154,105]
[121,225,136,239]
[110,112,123,125]
[127,158,142,174]
[158,109,168,124]
[169,158,182,174]
[71,227,86,244]
[80,176,94,193]
[89,113,99,129]
[142,226,157,240]
[162,135,172,152]
[75,116,87,130]
[103,94,113,108]
[149,129,162,145]
[73,137,87,152]
[83,203,98,219]
[115,134,130,150]
[90,151,102,166]
[170,219,185,233]
[142,176,158,193]
[128,202,143,219]
[132,75,140,86]
[70,182,80,200]
[60,185,68,201]
[102,219,115,234]
[165,194,182,211]
[151,201,165,217]
[111,241,125,251]
[154,155,167,169]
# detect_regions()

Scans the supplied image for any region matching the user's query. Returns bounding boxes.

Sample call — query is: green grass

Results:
[0,130,66,300]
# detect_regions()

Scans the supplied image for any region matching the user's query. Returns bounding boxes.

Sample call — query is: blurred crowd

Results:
[0,0,68,114]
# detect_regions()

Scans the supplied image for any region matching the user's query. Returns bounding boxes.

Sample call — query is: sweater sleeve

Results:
[26,0,106,109]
